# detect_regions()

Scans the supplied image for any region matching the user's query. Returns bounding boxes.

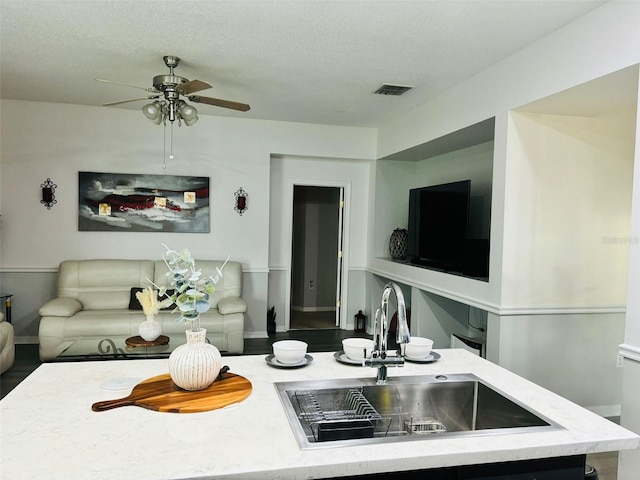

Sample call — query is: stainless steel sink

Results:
[274,373,562,449]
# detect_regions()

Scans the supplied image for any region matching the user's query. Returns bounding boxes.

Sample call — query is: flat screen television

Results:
[407,180,472,274]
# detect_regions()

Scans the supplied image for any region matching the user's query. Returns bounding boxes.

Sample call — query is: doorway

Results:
[290,185,343,330]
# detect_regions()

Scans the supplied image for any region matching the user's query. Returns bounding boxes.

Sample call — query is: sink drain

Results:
[406,417,447,434]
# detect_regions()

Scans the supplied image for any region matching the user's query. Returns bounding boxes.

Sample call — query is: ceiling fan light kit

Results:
[98,55,251,167]
[141,99,199,127]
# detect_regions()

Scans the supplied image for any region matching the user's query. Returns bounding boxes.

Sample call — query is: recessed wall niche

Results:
[375,118,495,282]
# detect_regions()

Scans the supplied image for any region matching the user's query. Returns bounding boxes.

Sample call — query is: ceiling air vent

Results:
[373,84,413,96]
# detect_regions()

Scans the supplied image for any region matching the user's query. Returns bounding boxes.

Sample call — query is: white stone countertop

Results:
[1,349,638,480]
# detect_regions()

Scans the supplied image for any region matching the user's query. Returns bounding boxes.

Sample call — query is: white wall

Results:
[1,103,260,267]
[371,159,416,259]
[489,93,635,417]
[268,155,372,330]
[269,155,372,269]
[377,2,640,159]
[619,64,640,480]
[0,99,376,338]
[410,288,476,350]
[0,100,375,268]
[372,1,640,429]
[489,312,625,416]
[502,110,635,308]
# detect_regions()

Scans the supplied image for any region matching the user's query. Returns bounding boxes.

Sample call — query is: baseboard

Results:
[290,306,337,313]
[243,331,269,339]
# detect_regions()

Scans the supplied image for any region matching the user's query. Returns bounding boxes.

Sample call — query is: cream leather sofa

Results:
[38,259,246,361]
[0,312,15,374]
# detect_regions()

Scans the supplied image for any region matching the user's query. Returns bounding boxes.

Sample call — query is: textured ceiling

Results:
[0,0,606,128]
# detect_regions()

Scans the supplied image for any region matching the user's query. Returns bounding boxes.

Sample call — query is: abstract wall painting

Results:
[78,172,210,233]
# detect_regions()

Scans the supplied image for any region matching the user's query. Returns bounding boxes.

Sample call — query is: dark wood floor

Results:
[290,310,337,329]
[1,343,40,400]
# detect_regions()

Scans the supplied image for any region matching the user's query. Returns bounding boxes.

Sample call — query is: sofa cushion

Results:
[217,297,248,315]
[58,259,155,310]
[0,313,15,374]
[39,297,83,317]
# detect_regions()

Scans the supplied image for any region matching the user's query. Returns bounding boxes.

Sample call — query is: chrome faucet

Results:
[364,281,411,384]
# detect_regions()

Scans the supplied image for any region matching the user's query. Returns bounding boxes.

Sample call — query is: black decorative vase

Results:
[267,306,276,334]
[389,228,408,260]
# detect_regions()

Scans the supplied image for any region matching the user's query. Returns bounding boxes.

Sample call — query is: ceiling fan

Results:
[96,55,250,126]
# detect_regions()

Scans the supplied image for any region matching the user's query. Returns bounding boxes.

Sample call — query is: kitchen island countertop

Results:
[1,349,638,480]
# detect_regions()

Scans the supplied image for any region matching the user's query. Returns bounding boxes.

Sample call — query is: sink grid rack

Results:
[293,388,400,442]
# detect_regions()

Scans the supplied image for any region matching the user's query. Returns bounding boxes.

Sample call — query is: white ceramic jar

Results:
[138,315,162,342]
[169,328,222,391]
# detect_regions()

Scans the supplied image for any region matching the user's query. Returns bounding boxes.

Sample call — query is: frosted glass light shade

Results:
[142,102,160,121]
[179,103,198,124]
[179,103,197,120]
[183,115,199,126]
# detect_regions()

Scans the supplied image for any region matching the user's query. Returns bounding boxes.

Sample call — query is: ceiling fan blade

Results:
[177,79,212,95]
[96,78,159,93]
[188,95,251,112]
[102,96,159,106]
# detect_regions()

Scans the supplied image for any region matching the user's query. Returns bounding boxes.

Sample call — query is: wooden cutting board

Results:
[92,371,252,413]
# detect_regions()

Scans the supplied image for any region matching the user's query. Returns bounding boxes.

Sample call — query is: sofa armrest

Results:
[217,297,247,315]
[39,298,83,317]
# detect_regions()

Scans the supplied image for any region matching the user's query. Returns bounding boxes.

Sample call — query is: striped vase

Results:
[168,328,222,391]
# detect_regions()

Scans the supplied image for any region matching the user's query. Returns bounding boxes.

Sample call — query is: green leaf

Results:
[195,300,211,313]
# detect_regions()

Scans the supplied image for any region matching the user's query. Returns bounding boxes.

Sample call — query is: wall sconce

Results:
[234,187,248,216]
[40,178,57,210]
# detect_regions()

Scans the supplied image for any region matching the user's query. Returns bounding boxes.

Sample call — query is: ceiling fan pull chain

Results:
[169,121,174,162]
[162,123,167,169]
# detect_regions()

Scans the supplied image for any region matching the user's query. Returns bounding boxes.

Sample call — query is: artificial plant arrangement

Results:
[134,285,164,341]
[151,244,229,332]
[151,245,229,391]
[135,286,161,316]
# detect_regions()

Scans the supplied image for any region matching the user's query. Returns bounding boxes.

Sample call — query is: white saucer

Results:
[265,354,313,368]
[404,351,441,363]
[334,350,363,365]
[100,377,142,391]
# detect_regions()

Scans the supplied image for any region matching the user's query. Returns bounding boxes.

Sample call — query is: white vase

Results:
[169,328,222,391]
[138,315,162,341]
